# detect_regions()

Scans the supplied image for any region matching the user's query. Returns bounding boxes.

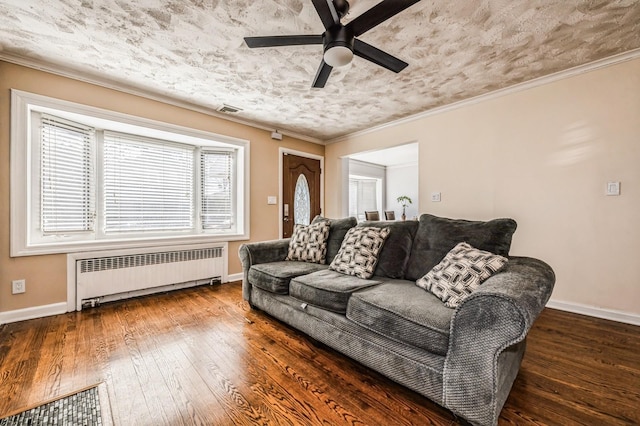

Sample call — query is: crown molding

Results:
[325,48,640,144]
[386,161,419,170]
[0,52,323,145]
[4,48,639,147]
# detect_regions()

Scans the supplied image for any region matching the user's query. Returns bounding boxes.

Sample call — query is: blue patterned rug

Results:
[0,384,112,426]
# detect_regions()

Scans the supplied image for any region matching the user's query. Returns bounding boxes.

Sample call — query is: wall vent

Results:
[79,247,223,273]
[217,104,243,113]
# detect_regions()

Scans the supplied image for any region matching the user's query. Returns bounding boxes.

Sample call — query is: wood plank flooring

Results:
[1,282,639,425]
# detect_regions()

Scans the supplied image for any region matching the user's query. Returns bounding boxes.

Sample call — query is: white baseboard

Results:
[0,302,68,325]
[226,272,243,283]
[547,299,640,326]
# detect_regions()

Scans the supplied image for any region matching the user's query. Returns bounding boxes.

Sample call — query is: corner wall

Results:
[325,57,640,319]
[0,61,323,315]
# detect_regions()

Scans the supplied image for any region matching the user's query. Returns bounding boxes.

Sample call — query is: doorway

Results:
[346,143,418,220]
[281,152,322,238]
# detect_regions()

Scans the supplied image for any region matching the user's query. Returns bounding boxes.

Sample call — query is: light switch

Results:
[431,192,441,202]
[267,196,277,205]
[606,182,620,196]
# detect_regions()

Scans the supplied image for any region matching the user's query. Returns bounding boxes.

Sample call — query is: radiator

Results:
[75,243,227,310]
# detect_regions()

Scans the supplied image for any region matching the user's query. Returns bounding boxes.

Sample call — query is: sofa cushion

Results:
[417,242,509,308]
[347,280,453,356]
[330,226,391,279]
[285,220,330,264]
[312,215,358,264]
[405,214,517,281]
[290,269,382,313]
[360,220,419,279]
[249,261,328,294]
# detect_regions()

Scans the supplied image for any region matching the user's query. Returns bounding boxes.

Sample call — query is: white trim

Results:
[547,299,640,326]
[278,148,325,239]
[67,253,77,312]
[386,161,419,170]
[227,272,243,283]
[0,302,68,325]
[0,52,323,145]
[15,233,248,257]
[325,48,640,144]
[10,90,30,258]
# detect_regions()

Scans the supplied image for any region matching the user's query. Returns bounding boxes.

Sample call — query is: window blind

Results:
[103,132,194,232]
[40,115,94,233]
[201,150,233,229]
[360,180,378,212]
[348,179,358,217]
[348,178,378,220]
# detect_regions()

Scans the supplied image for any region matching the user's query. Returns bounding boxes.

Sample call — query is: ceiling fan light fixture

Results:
[244,0,418,87]
[323,45,353,67]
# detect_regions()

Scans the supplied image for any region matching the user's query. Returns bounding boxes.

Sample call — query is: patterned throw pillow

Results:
[329,227,391,279]
[416,242,508,308]
[285,220,330,264]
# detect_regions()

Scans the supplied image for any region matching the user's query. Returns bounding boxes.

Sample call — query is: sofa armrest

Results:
[443,257,555,426]
[238,239,291,301]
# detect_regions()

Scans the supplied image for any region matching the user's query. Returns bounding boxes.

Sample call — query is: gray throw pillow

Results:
[405,214,517,281]
[330,226,390,279]
[416,242,508,308]
[285,220,330,264]
[359,220,419,279]
[312,215,358,263]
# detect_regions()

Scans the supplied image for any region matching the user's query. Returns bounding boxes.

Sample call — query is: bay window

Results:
[11,90,249,256]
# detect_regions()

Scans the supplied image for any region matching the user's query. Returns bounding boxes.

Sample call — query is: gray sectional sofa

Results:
[239,214,555,426]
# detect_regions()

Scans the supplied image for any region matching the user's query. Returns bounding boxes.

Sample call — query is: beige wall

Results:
[3,58,638,318]
[326,57,640,316]
[0,61,323,313]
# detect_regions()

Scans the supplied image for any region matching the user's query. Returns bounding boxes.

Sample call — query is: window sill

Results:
[12,233,250,257]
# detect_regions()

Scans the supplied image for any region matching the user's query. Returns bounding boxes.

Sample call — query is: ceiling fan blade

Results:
[353,39,408,73]
[244,35,323,48]
[312,0,340,30]
[312,60,333,88]
[346,0,421,37]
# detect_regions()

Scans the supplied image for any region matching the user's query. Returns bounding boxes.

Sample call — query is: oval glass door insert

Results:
[294,174,311,225]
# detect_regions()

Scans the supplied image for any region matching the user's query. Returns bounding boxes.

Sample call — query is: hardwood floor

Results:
[1,282,638,425]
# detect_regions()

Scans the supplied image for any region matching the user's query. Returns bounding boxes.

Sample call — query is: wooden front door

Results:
[282,153,321,238]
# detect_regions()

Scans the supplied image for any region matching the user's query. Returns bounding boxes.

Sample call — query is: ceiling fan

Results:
[244,0,421,88]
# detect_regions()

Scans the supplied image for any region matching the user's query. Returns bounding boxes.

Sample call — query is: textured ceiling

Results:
[1,0,639,142]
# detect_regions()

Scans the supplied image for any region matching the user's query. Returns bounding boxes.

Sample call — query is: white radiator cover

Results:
[74,243,227,310]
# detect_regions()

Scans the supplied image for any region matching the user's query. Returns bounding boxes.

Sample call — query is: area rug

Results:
[0,383,113,426]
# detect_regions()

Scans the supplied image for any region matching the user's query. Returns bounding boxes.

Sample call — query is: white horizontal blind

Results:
[201,150,233,229]
[360,180,378,212]
[103,132,194,232]
[349,178,378,220]
[348,179,358,217]
[40,115,94,233]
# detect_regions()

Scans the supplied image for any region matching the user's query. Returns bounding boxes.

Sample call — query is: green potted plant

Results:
[396,195,412,221]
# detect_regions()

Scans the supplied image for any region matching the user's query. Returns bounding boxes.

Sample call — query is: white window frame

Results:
[347,159,385,222]
[349,176,383,222]
[11,89,250,257]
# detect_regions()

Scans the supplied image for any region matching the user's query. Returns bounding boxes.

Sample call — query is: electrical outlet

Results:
[12,279,26,294]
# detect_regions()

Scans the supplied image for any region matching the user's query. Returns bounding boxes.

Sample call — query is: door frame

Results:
[278,148,324,239]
